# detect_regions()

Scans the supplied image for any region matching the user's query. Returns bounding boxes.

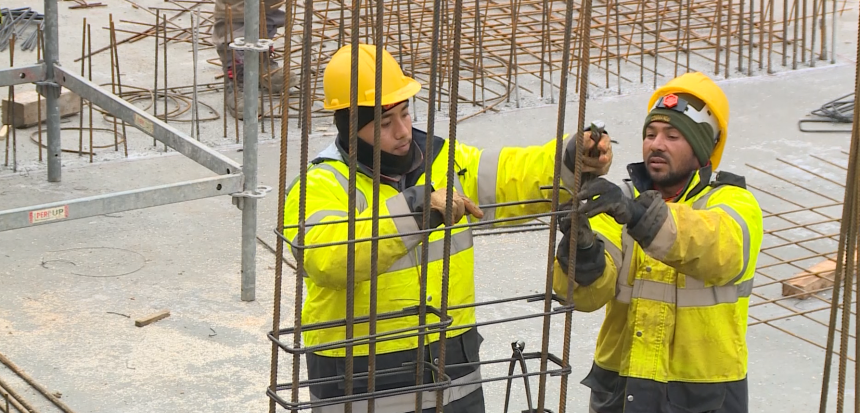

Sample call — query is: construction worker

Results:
[282,43,611,413]
[211,0,298,119]
[552,72,764,413]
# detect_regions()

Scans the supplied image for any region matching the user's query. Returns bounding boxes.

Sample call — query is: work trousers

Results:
[583,363,749,413]
[210,0,285,65]
[306,328,486,413]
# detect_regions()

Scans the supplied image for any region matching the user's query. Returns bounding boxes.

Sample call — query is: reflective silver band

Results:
[387,229,474,273]
[476,148,501,222]
[615,277,754,307]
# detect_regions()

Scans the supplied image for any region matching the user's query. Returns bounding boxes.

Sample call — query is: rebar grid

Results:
[267,0,588,410]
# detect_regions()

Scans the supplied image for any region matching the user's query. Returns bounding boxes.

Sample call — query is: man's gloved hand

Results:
[555,212,605,287]
[558,201,595,249]
[577,178,646,226]
[429,187,484,226]
[563,129,613,178]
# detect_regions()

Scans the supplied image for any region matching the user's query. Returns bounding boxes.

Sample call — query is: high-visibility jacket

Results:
[284,129,568,358]
[553,163,764,385]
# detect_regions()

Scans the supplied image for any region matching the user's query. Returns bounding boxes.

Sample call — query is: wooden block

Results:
[135,310,171,327]
[2,88,81,128]
[782,259,837,300]
[0,125,7,141]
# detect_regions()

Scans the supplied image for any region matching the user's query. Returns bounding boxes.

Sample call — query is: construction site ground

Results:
[3,1,860,412]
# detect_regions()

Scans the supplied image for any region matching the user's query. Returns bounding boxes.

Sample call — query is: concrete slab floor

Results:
[2,1,860,412]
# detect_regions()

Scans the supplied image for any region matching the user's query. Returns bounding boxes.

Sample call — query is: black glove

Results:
[555,203,605,287]
[576,178,646,226]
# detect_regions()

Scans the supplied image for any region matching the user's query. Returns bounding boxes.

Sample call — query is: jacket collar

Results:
[312,134,425,184]
[626,162,713,203]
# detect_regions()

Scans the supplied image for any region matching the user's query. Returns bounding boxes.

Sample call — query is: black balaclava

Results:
[333,103,416,177]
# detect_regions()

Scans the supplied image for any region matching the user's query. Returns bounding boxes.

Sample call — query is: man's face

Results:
[357,102,413,156]
[642,121,701,187]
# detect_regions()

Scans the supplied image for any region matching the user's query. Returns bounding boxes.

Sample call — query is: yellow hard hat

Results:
[323,44,422,111]
[647,72,730,169]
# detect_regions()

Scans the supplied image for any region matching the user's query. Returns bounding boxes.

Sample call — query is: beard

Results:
[646,152,698,188]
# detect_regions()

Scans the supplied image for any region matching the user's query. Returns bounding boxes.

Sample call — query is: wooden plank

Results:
[2,88,81,128]
[134,309,171,327]
[0,125,7,141]
[782,259,837,300]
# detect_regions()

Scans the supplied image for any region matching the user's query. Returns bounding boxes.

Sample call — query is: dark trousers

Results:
[306,328,485,413]
[583,363,748,413]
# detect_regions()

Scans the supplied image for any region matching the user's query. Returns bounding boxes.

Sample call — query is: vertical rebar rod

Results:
[738,0,744,73]
[415,0,443,410]
[292,0,314,408]
[769,0,774,72]
[7,35,15,172]
[192,9,201,140]
[615,0,622,94]
[37,27,43,162]
[551,0,583,411]
[110,18,129,157]
[759,0,765,69]
[79,19,86,156]
[153,10,159,146]
[782,0,788,66]
[261,5,276,136]
[45,0,61,182]
[792,0,799,69]
[820,14,860,411]
[269,1,294,411]
[227,6,240,143]
[716,0,723,74]
[345,0,361,411]
[725,0,734,76]
[748,0,754,75]
[675,0,682,77]
[811,0,818,66]
[87,24,93,163]
[640,0,645,82]
[686,0,692,72]
[162,12,168,152]
[829,0,836,63]
[505,0,521,105]
[540,0,549,98]
[109,14,120,151]
[801,0,807,63]
[240,0,261,303]
[367,1,384,411]
[653,0,661,89]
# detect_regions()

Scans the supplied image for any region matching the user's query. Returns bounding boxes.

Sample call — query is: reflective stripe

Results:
[310,366,483,413]
[387,229,475,273]
[615,185,755,307]
[615,277,754,307]
[386,193,423,250]
[314,163,369,213]
[291,210,349,263]
[597,233,622,271]
[476,148,501,222]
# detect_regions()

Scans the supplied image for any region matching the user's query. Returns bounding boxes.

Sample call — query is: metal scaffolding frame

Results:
[0,0,267,302]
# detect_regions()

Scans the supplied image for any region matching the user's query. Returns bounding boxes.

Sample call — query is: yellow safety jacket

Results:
[285,129,568,357]
[553,163,763,384]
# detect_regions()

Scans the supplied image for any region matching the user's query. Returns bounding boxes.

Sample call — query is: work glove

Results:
[562,129,613,182]
[555,202,605,287]
[577,178,647,226]
[429,187,484,226]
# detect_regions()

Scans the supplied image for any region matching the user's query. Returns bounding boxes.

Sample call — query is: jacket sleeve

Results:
[454,137,575,226]
[552,213,624,312]
[635,186,763,286]
[283,165,424,290]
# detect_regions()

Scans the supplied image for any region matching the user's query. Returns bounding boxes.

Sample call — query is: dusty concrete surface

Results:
[2,1,860,412]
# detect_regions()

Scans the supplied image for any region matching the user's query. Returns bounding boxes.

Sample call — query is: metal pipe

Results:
[44,0,61,182]
[239,0,261,303]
